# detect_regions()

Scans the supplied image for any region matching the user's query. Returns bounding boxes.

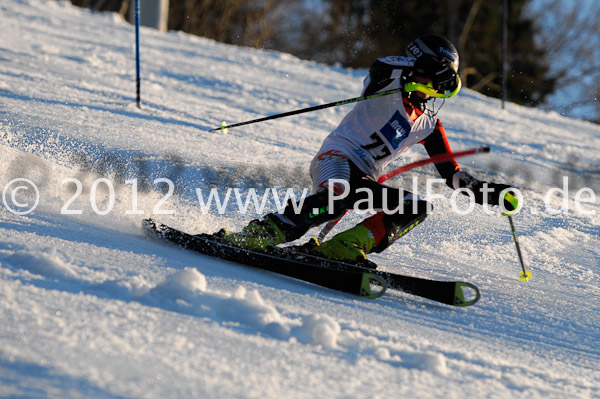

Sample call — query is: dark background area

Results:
[69,0,599,123]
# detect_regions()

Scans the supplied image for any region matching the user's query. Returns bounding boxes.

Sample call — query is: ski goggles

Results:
[404,75,462,98]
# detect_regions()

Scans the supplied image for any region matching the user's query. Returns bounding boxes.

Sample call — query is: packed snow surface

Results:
[1,1,599,398]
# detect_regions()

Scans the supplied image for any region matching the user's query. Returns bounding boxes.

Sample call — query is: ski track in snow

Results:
[1,1,599,398]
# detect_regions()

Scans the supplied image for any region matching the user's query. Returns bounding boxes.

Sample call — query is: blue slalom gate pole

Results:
[134,0,141,108]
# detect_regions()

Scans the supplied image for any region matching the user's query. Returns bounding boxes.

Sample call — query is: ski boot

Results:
[222,215,288,251]
[313,203,430,263]
[313,224,377,262]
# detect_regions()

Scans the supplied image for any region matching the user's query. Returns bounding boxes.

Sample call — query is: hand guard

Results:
[473,181,519,212]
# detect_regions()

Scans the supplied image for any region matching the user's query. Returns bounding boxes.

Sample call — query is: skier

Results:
[222,34,518,262]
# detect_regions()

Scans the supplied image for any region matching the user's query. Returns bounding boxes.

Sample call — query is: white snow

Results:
[1,0,599,398]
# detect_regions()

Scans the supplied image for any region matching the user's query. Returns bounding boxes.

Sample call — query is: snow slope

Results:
[1,1,599,397]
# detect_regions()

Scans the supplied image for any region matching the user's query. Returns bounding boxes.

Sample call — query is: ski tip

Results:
[142,218,167,239]
[142,218,155,229]
[142,218,156,236]
[481,145,491,153]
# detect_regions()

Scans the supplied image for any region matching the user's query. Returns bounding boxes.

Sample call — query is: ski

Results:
[143,219,480,306]
[143,219,386,299]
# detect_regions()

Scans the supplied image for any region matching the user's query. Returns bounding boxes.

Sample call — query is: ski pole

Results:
[317,145,490,240]
[506,214,532,282]
[134,0,141,108]
[317,211,347,242]
[209,87,404,133]
[376,146,490,183]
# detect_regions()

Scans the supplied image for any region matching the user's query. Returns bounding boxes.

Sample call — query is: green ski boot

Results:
[313,224,377,262]
[223,217,287,251]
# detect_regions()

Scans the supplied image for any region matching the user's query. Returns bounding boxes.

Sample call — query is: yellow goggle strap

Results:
[404,75,462,98]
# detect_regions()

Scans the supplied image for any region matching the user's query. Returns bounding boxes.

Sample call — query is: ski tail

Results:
[377,273,481,307]
[454,282,481,307]
[361,273,387,299]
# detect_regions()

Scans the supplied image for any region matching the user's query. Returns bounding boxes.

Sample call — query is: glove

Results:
[472,181,519,212]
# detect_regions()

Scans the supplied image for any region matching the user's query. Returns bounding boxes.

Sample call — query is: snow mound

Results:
[413,352,450,376]
[137,269,444,361]
[140,268,347,347]
[146,267,207,301]
[291,314,342,349]
[3,248,76,279]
